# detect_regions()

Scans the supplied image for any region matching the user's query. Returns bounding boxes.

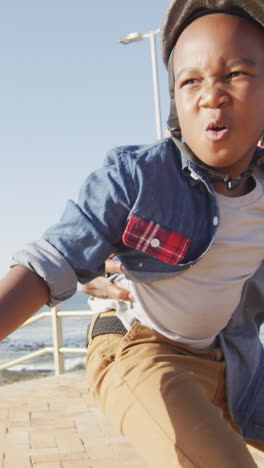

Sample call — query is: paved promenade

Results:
[1,372,264,468]
[0,371,145,468]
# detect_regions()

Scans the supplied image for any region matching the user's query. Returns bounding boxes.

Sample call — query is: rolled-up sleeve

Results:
[12,239,78,307]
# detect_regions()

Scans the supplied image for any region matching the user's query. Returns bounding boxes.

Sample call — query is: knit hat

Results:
[162,0,264,68]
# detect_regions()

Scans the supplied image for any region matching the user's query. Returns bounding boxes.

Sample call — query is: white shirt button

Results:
[213,216,219,226]
[150,238,160,248]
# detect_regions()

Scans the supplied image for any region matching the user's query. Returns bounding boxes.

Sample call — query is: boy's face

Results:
[173,14,264,177]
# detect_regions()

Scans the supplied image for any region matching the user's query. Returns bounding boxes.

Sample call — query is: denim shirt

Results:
[13,138,264,441]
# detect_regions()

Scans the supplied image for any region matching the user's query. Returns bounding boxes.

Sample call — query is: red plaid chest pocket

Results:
[122,214,191,265]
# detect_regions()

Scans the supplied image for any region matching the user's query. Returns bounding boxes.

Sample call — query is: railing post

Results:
[2,309,92,374]
[51,304,65,375]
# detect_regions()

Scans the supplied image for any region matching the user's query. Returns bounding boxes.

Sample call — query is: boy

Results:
[1,0,264,466]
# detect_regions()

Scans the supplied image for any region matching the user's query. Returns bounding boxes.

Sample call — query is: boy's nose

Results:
[199,84,230,109]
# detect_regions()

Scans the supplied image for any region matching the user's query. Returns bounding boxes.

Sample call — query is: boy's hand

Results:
[82,257,135,302]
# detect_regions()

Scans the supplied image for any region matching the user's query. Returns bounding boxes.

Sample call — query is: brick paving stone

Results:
[8,408,30,424]
[33,462,61,468]
[88,461,144,468]
[0,425,7,439]
[54,428,85,454]
[49,398,87,412]
[8,420,31,429]
[30,430,57,449]
[61,460,93,468]
[0,452,4,468]
[30,452,62,464]
[59,453,91,462]
[2,452,32,468]
[29,448,60,461]
[30,411,55,426]
[5,429,30,448]
[82,440,115,461]
[52,419,75,430]
[0,409,8,420]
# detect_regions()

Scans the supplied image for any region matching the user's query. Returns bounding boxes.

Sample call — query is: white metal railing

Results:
[0,306,93,375]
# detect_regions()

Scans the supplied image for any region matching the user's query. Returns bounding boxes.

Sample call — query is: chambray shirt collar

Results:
[177,141,215,195]
[172,137,204,179]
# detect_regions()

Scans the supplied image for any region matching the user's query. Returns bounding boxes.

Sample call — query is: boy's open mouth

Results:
[206,121,228,141]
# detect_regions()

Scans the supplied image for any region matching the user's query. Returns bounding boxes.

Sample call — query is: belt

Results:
[88,315,128,342]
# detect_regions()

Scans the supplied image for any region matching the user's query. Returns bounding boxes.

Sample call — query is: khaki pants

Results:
[86,312,264,467]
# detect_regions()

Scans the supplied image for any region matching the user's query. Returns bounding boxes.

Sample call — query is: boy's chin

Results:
[192,152,230,170]
[192,146,247,171]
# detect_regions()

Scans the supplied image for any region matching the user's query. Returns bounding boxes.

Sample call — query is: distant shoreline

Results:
[0,360,87,386]
[0,368,53,386]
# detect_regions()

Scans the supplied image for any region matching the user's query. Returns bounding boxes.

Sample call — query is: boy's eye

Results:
[181,78,199,87]
[226,71,247,79]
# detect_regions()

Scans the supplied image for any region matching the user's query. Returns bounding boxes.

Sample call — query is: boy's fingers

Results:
[105,259,124,274]
[106,282,134,301]
[82,276,109,298]
[82,276,134,302]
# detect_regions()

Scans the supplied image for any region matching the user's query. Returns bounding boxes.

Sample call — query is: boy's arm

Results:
[0,265,49,341]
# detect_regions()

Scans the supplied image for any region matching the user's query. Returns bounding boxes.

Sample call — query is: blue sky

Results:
[0,0,170,279]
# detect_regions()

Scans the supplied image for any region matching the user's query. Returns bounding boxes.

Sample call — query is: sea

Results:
[0,291,92,373]
[1,291,264,373]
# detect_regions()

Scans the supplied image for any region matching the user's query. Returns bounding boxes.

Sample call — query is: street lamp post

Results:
[119,29,162,140]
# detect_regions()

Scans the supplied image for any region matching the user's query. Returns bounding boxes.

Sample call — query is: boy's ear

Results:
[167,49,181,140]
[258,135,264,148]
[167,96,181,140]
